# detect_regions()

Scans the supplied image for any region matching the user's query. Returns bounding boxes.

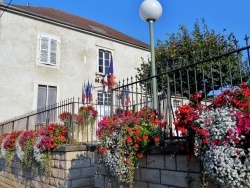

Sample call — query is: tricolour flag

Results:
[86,81,91,103]
[108,55,115,87]
[104,74,108,92]
[82,82,86,104]
[125,87,131,106]
[89,83,93,102]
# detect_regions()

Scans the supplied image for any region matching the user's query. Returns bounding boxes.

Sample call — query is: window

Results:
[97,91,111,105]
[38,34,60,66]
[173,100,180,109]
[37,85,57,123]
[98,49,111,74]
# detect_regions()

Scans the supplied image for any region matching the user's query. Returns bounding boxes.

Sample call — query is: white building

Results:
[0,3,150,122]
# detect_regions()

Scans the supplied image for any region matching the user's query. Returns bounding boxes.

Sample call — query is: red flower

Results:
[133,143,139,149]
[136,153,143,158]
[142,135,148,141]
[154,136,160,143]
[126,136,133,144]
[125,158,130,164]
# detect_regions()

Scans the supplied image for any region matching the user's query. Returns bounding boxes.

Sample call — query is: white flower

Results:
[0,135,9,158]
[33,136,44,163]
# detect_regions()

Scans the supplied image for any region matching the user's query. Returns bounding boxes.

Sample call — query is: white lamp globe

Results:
[139,0,162,22]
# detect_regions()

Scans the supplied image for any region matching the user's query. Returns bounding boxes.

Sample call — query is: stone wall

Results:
[0,145,96,188]
[95,154,219,188]
[0,145,219,188]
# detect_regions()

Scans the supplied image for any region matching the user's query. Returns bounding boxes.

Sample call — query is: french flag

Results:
[86,81,91,103]
[125,87,131,106]
[82,82,86,104]
[104,74,108,92]
[108,56,115,87]
[89,83,93,102]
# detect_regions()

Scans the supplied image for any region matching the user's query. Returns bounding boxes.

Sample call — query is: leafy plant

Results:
[174,82,250,188]
[97,107,165,187]
[136,19,250,97]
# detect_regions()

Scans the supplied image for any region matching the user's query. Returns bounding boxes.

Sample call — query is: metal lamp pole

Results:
[139,0,162,110]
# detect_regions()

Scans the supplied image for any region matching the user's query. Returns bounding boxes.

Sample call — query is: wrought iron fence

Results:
[1,42,250,143]
[111,43,250,137]
[0,98,115,144]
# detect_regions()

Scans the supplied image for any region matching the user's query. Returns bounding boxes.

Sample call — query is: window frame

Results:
[98,49,111,75]
[36,84,58,124]
[37,33,60,68]
[173,99,181,109]
[97,91,111,105]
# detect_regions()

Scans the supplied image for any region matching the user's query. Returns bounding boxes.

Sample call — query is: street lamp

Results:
[139,0,162,110]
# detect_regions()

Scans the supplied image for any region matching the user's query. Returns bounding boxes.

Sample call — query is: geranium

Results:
[16,130,35,161]
[0,133,10,157]
[174,82,250,188]
[33,123,68,173]
[97,107,165,187]
[58,112,80,127]
[0,131,22,166]
[78,105,98,126]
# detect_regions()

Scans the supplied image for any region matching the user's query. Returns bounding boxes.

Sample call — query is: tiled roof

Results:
[10,5,149,49]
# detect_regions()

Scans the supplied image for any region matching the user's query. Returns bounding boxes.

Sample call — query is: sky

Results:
[3,0,250,46]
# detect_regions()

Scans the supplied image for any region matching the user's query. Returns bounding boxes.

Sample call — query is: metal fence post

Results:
[26,116,29,130]
[12,121,14,132]
[110,88,114,116]
[70,99,75,144]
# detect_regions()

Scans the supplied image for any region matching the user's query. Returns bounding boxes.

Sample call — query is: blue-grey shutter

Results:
[40,37,49,64]
[50,39,57,65]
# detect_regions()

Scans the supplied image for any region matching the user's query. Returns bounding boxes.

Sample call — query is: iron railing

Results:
[0,98,116,144]
[111,43,250,137]
[1,42,250,143]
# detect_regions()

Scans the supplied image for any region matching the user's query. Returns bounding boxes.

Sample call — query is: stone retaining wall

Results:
[95,154,219,188]
[0,145,96,188]
[0,145,219,188]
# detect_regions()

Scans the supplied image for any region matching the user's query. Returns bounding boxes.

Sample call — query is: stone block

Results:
[161,170,189,187]
[146,154,165,169]
[68,168,82,179]
[176,155,200,172]
[94,174,105,188]
[72,178,91,188]
[141,168,160,184]
[52,151,65,160]
[149,183,168,188]
[65,151,88,161]
[138,155,147,168]
[51,168,68,179]
[134,168,140,181]
[56,179,71,188]
[90,158,95,166]
[53,160,71,169]
[134,181,148,188]
[165,155,176,170]
[49,177,56,186]
[71,158,91,168]
[82,167,95,178]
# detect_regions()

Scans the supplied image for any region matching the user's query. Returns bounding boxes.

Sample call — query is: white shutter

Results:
[40,37,49,64]
[50,39,57,65]
[39,35,59,65]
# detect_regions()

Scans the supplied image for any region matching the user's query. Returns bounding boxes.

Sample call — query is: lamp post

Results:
[139,0,162,110]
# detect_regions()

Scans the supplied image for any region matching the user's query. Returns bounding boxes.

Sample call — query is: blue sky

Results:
[6,0,250,46]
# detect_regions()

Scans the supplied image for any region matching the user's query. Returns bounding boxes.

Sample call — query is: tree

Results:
[136,19,250,97]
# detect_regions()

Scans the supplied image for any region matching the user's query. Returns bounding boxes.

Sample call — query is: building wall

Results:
[0,11,150,121]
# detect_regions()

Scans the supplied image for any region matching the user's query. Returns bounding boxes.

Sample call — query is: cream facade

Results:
[0,4,150,122]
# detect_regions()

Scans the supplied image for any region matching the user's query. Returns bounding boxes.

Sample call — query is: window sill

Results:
[36,63,60,69]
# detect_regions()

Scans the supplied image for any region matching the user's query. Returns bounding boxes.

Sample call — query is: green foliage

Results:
[136,19,250,96]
